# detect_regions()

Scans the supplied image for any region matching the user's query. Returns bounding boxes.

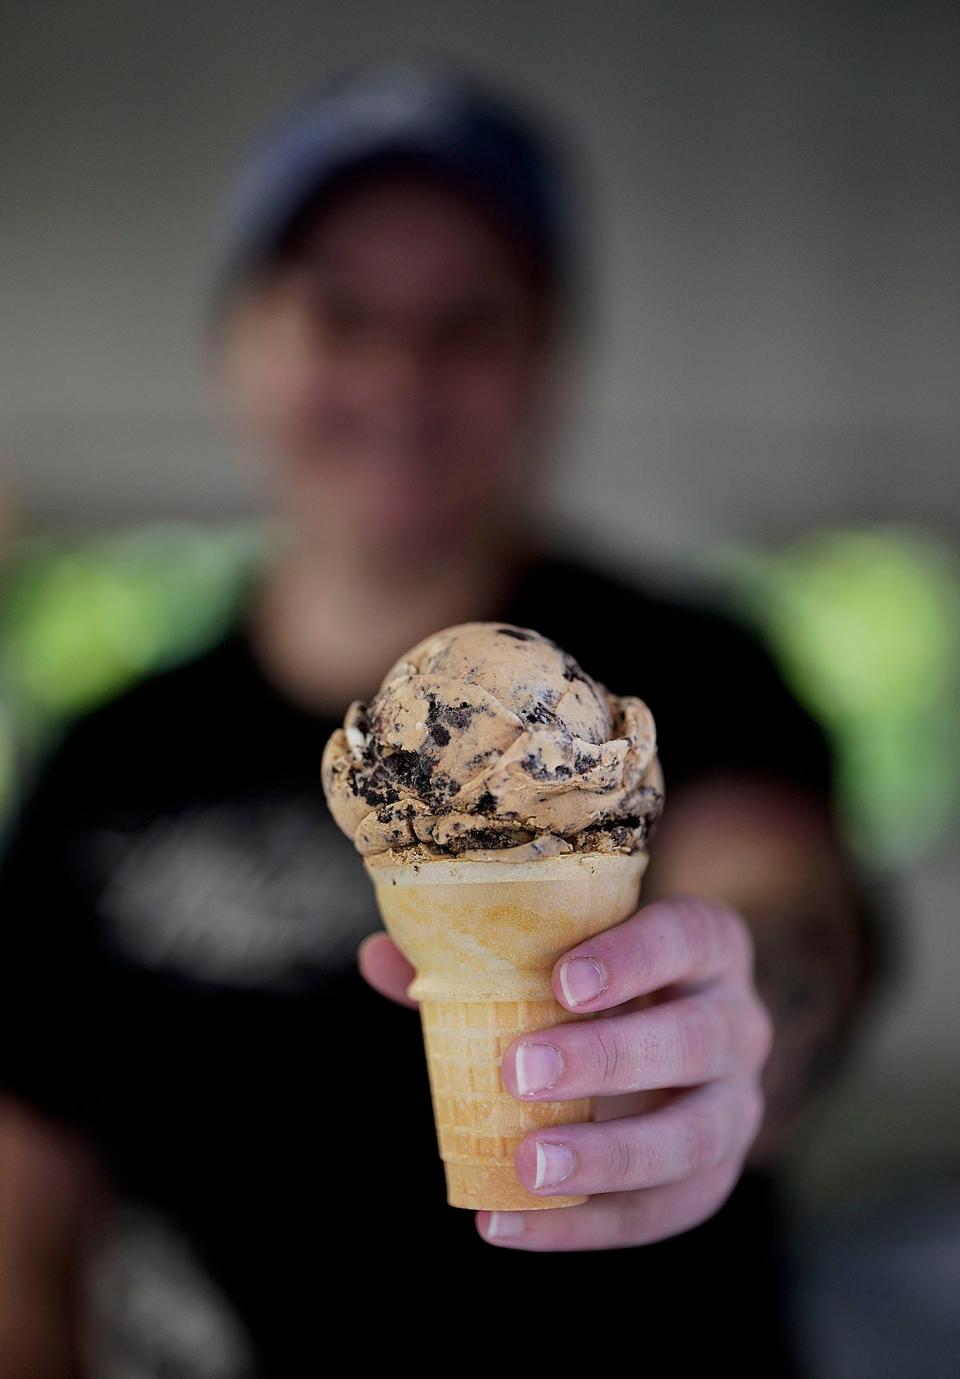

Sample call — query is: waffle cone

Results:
[364,849,647,1211]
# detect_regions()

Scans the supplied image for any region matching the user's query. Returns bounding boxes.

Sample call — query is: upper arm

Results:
[644,772,851,923]
[636,596,894,1155]
[643,595,887,1016]
[0,1094,105,1274]
[0,1095,107,1379]
[643,772,885,1158]
[0,720,125,1375]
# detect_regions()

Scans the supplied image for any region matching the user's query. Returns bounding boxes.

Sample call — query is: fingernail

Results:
[515,1042,562,1095]
[535,1141,575,1189]
[486,1211,525,1239]
[559,957,606,1006]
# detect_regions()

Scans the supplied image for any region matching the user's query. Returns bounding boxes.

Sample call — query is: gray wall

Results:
[1,1,957,574]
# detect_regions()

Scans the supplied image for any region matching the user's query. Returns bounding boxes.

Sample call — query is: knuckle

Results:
[670,1159,744,1241]
[736,1080,767,1155]
[720,905,754,974]
[674,895,714,968]
[604,1128,662,1186]
[590,1023,623,1088]
[709,1158,745,1216]
[610,1130,636,1183]
[623,932,656,991]
[748,999,776,1070]
[677,1001,718,1079]
[736,997,773,1073]
[683,1104,723,1172]
[682,1162,743,1236]
[675,896,751,977]
[749,1080,767,1141]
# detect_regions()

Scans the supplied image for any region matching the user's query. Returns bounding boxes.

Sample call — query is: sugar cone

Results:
[364,849,648,1211]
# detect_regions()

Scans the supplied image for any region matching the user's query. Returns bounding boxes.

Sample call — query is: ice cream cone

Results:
[365,849,648,1211]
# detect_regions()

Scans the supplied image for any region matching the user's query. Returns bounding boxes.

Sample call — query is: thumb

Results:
[357,932,419,1009]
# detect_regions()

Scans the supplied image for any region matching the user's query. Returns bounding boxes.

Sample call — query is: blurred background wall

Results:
[1,0,958,1259]
[2,1,957,556]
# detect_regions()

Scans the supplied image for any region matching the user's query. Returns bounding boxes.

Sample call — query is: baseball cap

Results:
[209,58,584,330]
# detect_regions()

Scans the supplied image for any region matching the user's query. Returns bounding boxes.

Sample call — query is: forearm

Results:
[642,774,886,1163]
[0,1099,103,1379]
[739,886,876,1163]
[0,1297,87,1379]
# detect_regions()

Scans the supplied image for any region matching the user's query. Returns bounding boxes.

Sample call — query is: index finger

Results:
[552,896,753,1013]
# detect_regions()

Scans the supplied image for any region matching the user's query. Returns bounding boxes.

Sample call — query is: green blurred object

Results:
[0,699,13,814]
[705,527,960,867]
[0,522,268,796]
[1,521,957,868]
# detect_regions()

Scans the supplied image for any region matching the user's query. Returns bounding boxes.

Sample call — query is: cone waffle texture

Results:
[365,850,647,1211]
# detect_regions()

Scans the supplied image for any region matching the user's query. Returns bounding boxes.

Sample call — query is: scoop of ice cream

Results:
[321,622,663,861]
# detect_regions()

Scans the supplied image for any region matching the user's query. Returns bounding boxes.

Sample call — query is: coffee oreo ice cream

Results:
[322,621,664,862]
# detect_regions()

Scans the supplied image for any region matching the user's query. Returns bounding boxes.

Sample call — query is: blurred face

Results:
[218,168,562,560]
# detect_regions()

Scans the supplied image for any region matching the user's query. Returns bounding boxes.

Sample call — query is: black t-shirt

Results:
[0,550,834,1376]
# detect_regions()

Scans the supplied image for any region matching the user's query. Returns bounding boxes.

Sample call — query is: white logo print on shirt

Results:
[90,794,379,990]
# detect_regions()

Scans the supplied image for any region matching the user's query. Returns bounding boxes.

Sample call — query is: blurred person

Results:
[0,61,886,1378]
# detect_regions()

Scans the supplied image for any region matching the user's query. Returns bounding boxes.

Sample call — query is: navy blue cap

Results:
[211,59,581,322]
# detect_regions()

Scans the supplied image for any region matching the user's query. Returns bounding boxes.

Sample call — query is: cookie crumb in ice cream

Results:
[322,622,663,860]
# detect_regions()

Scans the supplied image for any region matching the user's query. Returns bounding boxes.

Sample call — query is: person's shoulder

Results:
[525,540,836,798]
[73,632,246,736]
[528,542,774,660]
[21,631,251,793]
